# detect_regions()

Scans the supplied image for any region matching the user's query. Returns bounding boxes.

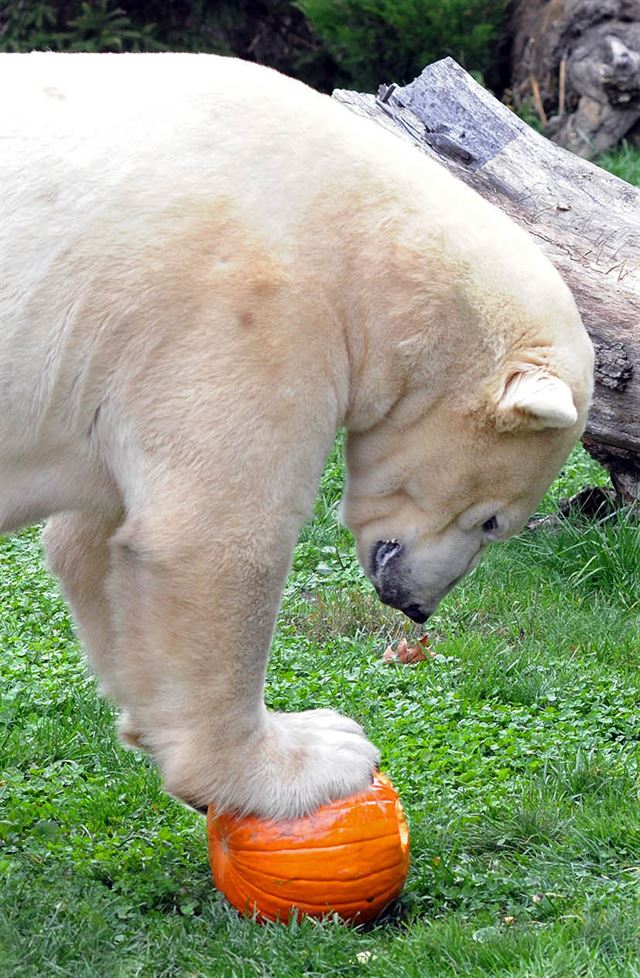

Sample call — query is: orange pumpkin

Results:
[206,772,410,924]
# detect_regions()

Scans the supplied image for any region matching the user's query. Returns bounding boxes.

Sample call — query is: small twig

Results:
[559,56,567,116]
[529,74,548,127]
[377,82,397,104]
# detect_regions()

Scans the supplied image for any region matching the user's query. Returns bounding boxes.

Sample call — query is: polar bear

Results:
[0,53,593,818]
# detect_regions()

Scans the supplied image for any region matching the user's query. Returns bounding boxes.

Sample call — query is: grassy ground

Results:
[1,440,639,978]
[596,140,640,185]
[2,148,639,977]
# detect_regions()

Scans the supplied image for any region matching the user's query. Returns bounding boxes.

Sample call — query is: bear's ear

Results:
[495,367,578,432]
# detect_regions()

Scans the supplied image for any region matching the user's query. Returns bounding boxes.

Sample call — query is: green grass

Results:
[2,438,639,977]
[596,140,640,185]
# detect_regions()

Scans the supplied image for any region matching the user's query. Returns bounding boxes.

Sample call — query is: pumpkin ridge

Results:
[222,798,397,845]
[228,830,401,856]
[231,855,408,888]
[224,861,401,916]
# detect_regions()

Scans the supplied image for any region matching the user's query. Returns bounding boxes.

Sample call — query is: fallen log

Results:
[333,58,640,503]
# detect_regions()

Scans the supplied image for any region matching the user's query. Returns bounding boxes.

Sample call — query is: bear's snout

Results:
[370,539,429,622]
[370,540,432,623]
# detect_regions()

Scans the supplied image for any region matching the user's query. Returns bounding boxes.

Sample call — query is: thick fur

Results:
[0,53,594,817]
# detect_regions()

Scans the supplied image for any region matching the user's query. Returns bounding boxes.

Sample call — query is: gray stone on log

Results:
[394,58,525,170]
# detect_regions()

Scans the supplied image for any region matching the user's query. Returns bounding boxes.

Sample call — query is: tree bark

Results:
[507,0,640,158]
[333,58,640,502]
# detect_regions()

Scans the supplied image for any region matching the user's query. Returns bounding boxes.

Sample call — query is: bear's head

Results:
[341,258,594,624]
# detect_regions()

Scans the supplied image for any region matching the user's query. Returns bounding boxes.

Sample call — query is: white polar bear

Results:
[0,53,593,818]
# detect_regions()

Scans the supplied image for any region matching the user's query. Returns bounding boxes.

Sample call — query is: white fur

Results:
[1,53,594,817]
[498,369,578,429]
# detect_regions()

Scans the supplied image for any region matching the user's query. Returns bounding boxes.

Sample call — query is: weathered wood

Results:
[508,0,640,158]
[333,58,640,500]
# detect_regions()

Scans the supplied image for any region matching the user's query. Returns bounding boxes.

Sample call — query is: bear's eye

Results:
[482,516,498,534]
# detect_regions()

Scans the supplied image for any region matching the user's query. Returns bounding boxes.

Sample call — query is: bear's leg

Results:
[43,510,124,699]
[105,503,379,818]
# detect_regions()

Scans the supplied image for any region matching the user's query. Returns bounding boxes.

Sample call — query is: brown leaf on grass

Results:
[382,635,432,664]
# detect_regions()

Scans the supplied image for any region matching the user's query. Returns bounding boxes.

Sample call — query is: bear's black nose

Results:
[400,603,430,625]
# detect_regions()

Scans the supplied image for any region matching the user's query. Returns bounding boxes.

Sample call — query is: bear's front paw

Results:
[233,708,380,820]
[157,708,379,818]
